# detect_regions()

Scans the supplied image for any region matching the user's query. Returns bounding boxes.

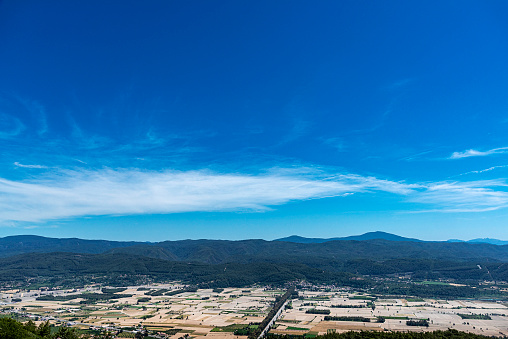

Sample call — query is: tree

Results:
[53,326,80,339]
[37,321,51,337]
[24,320,37,334]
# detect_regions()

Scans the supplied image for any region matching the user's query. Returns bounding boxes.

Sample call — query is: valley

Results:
[3,283,508,338]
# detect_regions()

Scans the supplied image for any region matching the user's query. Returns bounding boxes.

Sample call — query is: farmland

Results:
[2,284,508,338]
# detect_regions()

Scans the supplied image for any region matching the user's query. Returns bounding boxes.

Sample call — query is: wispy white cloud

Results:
[32,101,48,136]
[73,159,88,165]
[450,147,508,159]
[13,162,48,169]
[0,167,506,225]
[321,137,346,152]
[278,117,311,145]
[0,168,370,223]
[145,129,165,147]
[0,113,25,139]
[409,180,508,213]
[16,97,48,136]
[455,165,508,177]
[0,95,48,137]
[69,121,112,150]
[399,150,434,162]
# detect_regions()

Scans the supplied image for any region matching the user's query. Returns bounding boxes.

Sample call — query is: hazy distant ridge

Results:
[274,231,423,243]
[1,232,508,264]
[447,238,508,246]
[0,235,146,258]
[276,231,508,245]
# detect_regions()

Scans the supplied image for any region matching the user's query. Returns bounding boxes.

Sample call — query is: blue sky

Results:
[1,0,508,241]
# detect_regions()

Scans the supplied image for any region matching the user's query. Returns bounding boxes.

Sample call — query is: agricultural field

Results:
[2,285,508,338]
[276,290,508,337]
[0,284,276,338]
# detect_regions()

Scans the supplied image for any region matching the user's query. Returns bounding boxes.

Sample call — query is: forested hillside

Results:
[0,252,362,288]
[1,251,508,300]
[107,238,508,264]
[3,235,508,265]
[2,235,508,293]
[0,235,145,258]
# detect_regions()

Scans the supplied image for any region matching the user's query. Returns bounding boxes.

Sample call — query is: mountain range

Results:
[2,232,508,288]
[0,231,508,261]
[1,232,508,260]
[447,238,508,246]
[274,231,423,243]
[0,234,146,258]
[275,231,508,245]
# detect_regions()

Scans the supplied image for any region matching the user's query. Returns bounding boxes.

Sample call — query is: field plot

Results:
[274,290,508,337]
[1,284,278,339]
[3,285,508,338]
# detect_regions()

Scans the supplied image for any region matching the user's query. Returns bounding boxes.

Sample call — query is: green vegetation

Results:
[165,286,198,296]
[165,289,184,296]
[4,236,508,293]
[350,296,376,301]
[212,324,249,332]
[305,297,330,301]
[102,287,127,293]
[370,282,505,299]
[145,288,168,296]
[305,309,330,315]
[117,333,136,338]
[36,292,133,302]
[267,329,493,339]
[212,324,261,336]
[324,316,371,322]
[457,314,491,320]
[248,286,297,339]
[0,317,115,338]
[287,327,309,331]
[2,241,508,301]
[235,325,260,336]
[163,328,182,336]
[406,319,429,327]
[419,281,450,286]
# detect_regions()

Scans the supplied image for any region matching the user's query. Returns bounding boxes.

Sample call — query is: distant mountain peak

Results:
[446,238,508,245]
[468,238,508,245]
[275,231,423,244]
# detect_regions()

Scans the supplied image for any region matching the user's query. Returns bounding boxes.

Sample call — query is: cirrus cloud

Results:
[13,162,48,169]
[0,167,506,225]
[450,147,508,159]
[409,180,508,212]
